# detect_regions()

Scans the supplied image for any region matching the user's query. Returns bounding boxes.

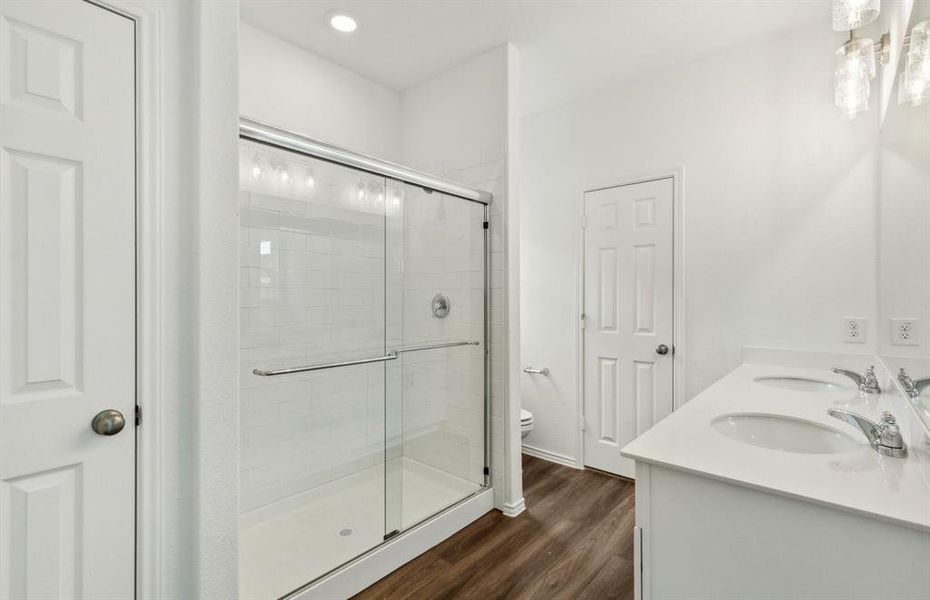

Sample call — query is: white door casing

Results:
[582,178,674,477]
[0,2,136,598]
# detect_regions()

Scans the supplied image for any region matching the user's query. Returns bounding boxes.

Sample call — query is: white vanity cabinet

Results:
[622,361,930,600]
[632,462,930,600]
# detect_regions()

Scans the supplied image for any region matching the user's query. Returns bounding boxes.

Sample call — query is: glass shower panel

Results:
[237,139,390,598]
[387,184,487,532]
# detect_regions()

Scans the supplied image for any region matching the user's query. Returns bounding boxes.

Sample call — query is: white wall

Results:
[878,2,930,360]
[401,44,524,514]
[127,1,240,598]
[239,21,401,160]
[193,2,241,597]
[520,25,879,463]
[878,83,930,358]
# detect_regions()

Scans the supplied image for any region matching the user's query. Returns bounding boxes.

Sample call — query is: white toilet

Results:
[520,408,534,439]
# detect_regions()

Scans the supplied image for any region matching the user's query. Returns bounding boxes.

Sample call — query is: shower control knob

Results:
[656,344,670,355]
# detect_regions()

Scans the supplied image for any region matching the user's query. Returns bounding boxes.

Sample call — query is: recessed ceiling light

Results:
[329,14,357,33]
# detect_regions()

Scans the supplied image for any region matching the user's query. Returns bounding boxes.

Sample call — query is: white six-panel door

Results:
[0,1,136,598]
[583,179,674,477]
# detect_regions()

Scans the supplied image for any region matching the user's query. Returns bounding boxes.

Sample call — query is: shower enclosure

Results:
[237,119,490,599]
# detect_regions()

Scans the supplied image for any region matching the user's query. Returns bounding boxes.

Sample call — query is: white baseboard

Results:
[501,497,525,517]
[293,488,494,599]
[521,444,583,469]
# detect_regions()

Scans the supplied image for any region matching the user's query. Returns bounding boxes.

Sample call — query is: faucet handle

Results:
[898,368,918,397]
[877,411,905,451]
[859,366,882,394]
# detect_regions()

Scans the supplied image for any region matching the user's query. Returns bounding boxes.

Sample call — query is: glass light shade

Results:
[900,19,930,107]
[898,71,928,107]
[832,0,880,32]
[834,38,876,119]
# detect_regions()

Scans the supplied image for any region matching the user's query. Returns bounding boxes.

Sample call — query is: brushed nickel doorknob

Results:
[656,344,670,355]
[91,409,126,436]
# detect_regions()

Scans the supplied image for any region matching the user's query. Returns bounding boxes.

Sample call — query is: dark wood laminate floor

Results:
[354,454,636,600]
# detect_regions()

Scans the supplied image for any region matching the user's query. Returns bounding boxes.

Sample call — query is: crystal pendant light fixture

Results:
[834,36,876,119]
[832,0,880,32]
[899,19,930,107]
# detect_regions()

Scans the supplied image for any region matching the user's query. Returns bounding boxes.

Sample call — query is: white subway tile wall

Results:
[239,141,389,513]
[398,186,485,485]
[410,140,507,507]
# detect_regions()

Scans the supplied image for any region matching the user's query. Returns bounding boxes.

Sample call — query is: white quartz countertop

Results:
[621,364,930,532]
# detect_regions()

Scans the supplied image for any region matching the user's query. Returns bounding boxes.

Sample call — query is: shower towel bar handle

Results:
[252,340,481,377]
[252,352,398,377]
[395,340,480,354]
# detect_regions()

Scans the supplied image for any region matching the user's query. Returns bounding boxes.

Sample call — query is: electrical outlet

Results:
[844,318,866,344]
[890,318,920,346]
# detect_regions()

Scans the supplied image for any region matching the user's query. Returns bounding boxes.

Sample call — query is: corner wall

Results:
[194,1,241,597]
[239,21,401,160]
[400,44,524,514]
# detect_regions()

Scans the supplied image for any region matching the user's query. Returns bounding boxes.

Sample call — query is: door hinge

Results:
[135,405,142,427]
[483,466,490,476]
[580,313,586,330]
[482,221,489,229]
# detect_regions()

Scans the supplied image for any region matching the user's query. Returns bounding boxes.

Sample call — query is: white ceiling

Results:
[240,0,828,115]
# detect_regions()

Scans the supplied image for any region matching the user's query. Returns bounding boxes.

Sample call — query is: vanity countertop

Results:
[621,363,930,532]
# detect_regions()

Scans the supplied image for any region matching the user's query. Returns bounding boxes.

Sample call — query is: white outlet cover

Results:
[844,317,866,344]
[890,318,920,346]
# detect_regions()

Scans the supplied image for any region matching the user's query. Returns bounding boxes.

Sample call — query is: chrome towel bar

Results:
[253,340,480,377]
[523,366,549,376]
[396,340,480,354]
[252,352,398,377]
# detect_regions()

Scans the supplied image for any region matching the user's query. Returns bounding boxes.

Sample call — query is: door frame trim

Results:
[84,0,165,596]
[575,167,686,470]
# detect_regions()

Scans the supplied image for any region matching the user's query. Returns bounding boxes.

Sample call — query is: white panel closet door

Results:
[0,2,135,598]
[583,179,673,477]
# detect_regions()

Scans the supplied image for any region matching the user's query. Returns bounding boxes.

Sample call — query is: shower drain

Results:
[338,527,356,537]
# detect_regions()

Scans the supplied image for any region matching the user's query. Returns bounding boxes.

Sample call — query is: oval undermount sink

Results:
[753,376,848,393]
[711,413,861,454]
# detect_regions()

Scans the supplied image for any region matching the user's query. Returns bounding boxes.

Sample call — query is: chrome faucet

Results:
[827,409,907,457]
[832,365,881,394]
[897,368,930,399]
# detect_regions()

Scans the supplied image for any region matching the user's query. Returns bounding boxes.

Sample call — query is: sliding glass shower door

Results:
[386,184,487,534]
[238,137,487,599]
[239,139,392,599]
